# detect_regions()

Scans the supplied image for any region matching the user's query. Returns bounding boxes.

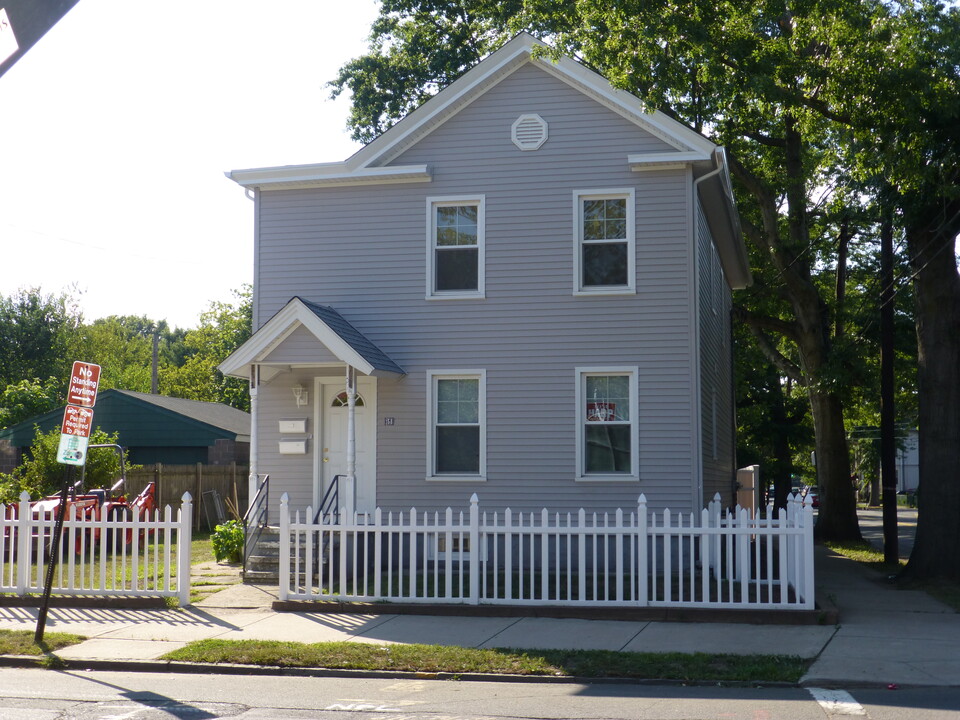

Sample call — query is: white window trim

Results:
[573,188,636,296]
[426,369,487,482]
[426,195,486,300]
[575,366,639,482]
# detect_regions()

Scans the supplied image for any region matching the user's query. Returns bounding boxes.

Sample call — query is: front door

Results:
[314,376,377,514]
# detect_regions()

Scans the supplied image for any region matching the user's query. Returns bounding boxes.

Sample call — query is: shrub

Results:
[211,519,244,563]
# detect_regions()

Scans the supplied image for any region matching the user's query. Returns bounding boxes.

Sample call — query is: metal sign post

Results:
[35,361,100,643]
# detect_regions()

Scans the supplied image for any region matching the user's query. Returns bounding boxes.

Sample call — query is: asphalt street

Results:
[857,507,917,558]
[1,668,959,719]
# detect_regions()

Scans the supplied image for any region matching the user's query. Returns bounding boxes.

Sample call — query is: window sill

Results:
[426,475,487,483]
[574,287,636,297]
[426,293,486,301]
[575,474,640,483]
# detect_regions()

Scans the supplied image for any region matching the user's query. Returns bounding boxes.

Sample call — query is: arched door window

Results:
[331,391,365,408]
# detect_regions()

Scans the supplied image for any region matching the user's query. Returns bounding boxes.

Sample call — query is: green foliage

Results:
[329,1,522,142]
[0,426,132,503]
[0,288,80,394]
[72,315,187,393]
[162,286,252,411]
[0,377,61,429]
[211,519,244,563]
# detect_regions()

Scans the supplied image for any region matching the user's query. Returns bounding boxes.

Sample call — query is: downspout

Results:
[691,151,726,509]
[248,364,259,513]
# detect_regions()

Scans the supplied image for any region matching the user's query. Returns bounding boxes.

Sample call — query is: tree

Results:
[0,378,61,429]
[0,288,81,390]
[826,1,960,581]
[331,0,875,540]
[162,287,252,410]
[72,316,187,393]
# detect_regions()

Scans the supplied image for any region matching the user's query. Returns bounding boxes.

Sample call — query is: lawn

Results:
[0,629,85,656]
[163,639,809,683]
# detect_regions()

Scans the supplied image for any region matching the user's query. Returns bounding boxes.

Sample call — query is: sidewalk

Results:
[1,546,957,687]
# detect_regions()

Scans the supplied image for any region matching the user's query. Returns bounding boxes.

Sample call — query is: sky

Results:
[0,0,380,329]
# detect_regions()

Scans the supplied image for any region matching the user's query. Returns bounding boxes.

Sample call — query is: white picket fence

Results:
[279,492,815,610]
[0,491,193,605]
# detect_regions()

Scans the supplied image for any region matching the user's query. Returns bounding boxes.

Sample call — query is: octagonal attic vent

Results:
[512,114,548,151]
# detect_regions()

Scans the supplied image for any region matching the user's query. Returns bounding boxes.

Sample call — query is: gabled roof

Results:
[110,390,250,439]
[224,32,751,288]
[218,297,405,380]
[226,33,717,190]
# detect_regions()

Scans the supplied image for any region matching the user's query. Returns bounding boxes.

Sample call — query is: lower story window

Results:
[577,368,638,479]
[429,370,486,479]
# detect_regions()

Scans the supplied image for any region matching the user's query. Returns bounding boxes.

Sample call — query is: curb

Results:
[0,654,802,688]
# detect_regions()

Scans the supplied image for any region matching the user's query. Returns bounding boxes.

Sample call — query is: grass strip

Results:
[0,629,85,656]
[163,639,808,683]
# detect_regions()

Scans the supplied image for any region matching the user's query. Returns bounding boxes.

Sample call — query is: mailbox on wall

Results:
[278,439,308,455]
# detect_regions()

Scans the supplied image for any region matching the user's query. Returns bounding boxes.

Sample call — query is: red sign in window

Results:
[587,402,616,422]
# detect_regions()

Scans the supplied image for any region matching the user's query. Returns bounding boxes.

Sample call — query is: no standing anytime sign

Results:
[56,361,101,466]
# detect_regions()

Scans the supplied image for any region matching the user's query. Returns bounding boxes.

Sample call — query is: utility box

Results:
[736,464,761,515]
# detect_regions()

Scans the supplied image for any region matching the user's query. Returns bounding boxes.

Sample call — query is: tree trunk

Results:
[902,217,960,582]
[809,389,861,541]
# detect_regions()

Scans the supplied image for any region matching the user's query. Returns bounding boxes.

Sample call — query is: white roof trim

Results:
[219,299,378,378]
[225,33,721,188]
[225,164,432,190]
[628,151,712,170]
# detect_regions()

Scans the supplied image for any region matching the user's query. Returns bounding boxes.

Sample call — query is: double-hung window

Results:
[576,368,638,480]
[427,370,486,480]
[574,189,635,294]
[427,196,485,298]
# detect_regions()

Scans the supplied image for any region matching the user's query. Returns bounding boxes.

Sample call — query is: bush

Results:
[0,426,134,503]
[211,519,244,563]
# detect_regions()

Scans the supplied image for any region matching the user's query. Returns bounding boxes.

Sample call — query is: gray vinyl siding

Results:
[264,325,341,364]
[254,61,700,516]
[697,201,736,508]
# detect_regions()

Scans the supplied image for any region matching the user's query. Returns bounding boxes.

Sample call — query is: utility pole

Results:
[880,211,899,565]
[151,329,159,394]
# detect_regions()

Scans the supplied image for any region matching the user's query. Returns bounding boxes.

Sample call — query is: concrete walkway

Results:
[1,538,957,688]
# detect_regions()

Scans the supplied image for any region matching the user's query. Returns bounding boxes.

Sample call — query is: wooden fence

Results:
[125,464,247,530]
[279,493,815,610]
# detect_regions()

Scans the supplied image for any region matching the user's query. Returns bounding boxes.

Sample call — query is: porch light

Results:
[292,383,308,407]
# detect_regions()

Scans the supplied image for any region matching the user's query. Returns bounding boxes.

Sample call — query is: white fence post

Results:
[178,492,193,606]
[279,493,290,602]
[801,499,815,608]
[637,494,648,606]
[16,492,30,595]
[469,493,479,605]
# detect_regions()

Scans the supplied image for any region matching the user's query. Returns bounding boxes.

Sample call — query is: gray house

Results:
[220,34,751,524]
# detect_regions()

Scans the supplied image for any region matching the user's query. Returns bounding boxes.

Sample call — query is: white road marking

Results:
[807,687,866,715]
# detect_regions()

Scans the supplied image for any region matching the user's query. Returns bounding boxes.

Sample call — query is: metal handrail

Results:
[313,475,342,525]
[243,474,270,568]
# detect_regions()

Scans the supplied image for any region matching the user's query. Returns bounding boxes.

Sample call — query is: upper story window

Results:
[574,189,636,295]
[427,196,485,299]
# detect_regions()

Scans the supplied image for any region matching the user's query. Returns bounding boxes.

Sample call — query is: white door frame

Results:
[312,374,378,514]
